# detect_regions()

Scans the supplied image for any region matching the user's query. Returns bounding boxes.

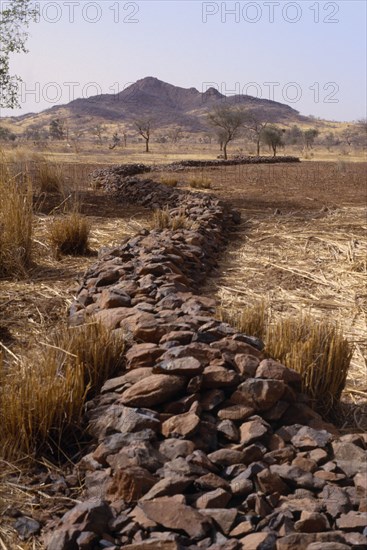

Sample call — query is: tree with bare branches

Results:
[207,106,246,160]
[242,111,269,156]
[135,119,153,152]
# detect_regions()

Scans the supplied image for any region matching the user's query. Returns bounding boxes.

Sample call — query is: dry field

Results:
[0,152,366,549]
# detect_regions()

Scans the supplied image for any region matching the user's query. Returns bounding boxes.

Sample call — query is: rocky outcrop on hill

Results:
[45,170,366,550]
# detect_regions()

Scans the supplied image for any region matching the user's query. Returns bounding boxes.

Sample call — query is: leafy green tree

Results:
[0,0,37,108]
[207,105,246,160]
[262,126,284,157]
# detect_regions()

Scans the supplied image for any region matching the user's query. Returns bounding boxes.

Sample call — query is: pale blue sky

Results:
[1,0,366,120]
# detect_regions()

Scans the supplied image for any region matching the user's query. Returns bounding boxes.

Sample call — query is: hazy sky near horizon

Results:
[1,0,366,121]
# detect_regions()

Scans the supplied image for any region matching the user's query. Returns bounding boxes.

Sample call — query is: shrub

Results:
[189,177,212,189]
[0,322,125,458]
[265,314,353,416]
[0,167,33,277]
[48,211,90,255]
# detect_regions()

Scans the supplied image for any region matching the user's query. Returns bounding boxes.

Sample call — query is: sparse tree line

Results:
[1,112,366,159]
[207,106,367,159]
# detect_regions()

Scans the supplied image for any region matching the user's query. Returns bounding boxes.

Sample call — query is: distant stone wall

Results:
[46,172,366,550]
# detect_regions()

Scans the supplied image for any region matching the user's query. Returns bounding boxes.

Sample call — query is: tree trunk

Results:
[272,145,277,157]
[256,138,260,156]
[145,138,149,153]
[223,143,228,160]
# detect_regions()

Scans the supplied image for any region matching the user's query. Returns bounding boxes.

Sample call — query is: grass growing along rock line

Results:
[189,177,212,189]
[0,322,125,460]
[152,206,198,231]
[218,300,269,341]
[48,210,91,256]
[222,304,353,418]
[266,314,353,418]
[0,167,33,278]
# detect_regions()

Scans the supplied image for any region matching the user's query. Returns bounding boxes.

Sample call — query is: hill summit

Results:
[6,76,306,134]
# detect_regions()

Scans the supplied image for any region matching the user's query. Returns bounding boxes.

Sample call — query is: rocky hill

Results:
[4,76,309,136]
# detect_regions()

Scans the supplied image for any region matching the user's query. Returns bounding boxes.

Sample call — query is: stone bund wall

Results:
[46,173,366,550]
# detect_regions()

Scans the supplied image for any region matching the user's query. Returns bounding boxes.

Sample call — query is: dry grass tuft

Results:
[34,159,67,194]
[189,177,212,189]
[220,300,353,416]
[152,206,198,231]
[266,314,353,416]
[0,322,125,459]
[160,176,179,187]
[48,211,90,255]
[0,167,33,278]
[218,300,269,340]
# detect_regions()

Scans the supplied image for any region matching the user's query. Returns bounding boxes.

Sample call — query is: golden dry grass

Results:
[0,322,125,460]
[266,314,353,416]
[33,159,68,194]
[219,303,353,416]
[152,206,198,231]
[160,176,179,187]
[218,300,269,340]
[0,191,150,549]
[189,177,212,189]
[48,212,90,256]
[0,168,33,278]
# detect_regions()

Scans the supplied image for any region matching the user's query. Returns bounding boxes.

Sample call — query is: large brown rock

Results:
[88,404,160,438]
[101,367,153,394]
[139,497,212,539]
[120,374,186,407]
[336,511,367,531]
[240,532,277,549]
[161,411,201,438]
[126,343,164,369]
[239,417,270,445]
[202,366,240,388]
[256,359,302,387]
[199,508,237,535]
[195,488,231,509]
[294,511,330,533]
[332,441,367,477]
[45,499,113,550]
[232,378,286,411]
[107,467,157,503]
[291,427,333,450]
[153,356,204,376]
